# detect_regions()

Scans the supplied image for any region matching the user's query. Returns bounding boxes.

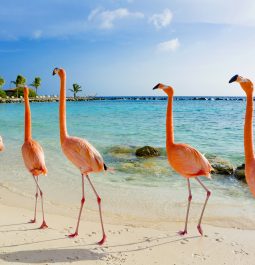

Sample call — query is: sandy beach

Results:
[0,185,254,265]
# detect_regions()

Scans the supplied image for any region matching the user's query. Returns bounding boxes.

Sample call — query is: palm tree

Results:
[69,83,82,98]
[30,77,41,95]
[0,76,5,89]
[11,75,26,97]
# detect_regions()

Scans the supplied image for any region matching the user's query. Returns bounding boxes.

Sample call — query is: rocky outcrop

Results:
[135,146,160,157]
[207,155,234,175]
[234,164,246,182]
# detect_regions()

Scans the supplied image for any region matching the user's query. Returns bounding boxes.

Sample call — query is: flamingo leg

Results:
[86,174,106,245]
[178,178,192,236]
[33,176,48,229]
[29,176,38,223]
[195,177,211,236]
[69,174,85,238]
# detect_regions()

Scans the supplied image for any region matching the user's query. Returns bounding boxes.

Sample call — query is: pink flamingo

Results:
[153,83,212,236]
[0,136,4,151]
[53,67,107,245]
[21,86,48,229]
[229,75,255,196]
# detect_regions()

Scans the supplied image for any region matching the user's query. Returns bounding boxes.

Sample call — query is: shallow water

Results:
[0,99,254,227]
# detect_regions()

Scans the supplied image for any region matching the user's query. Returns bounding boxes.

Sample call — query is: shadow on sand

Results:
[0,232,200,263]
[0,248,105,263]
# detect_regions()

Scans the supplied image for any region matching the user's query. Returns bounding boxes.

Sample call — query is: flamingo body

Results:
[53,67,106,245]
[0,136,4,151]
[153,83,212,236]
[21,87,48,228]
[246,162,255,196]
[61,136,104,174]
[22,139,47,176]
[168,143,212,178]
[229,75,255,196]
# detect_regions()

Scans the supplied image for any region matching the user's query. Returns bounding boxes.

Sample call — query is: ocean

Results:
[0,98,254,228]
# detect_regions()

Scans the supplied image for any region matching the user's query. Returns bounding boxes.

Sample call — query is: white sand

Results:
[0,186,254,265]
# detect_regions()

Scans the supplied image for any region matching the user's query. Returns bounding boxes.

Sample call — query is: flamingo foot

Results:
[68,232,78,238]
[29,219,36,224]
[197,225,203,236]
[39,221,48,229]
[178,230,187,236]
[98,234,106,245]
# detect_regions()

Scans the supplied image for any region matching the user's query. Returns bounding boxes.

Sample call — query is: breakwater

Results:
[0,96,247,103]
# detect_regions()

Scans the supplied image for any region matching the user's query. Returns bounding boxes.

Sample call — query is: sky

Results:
[1,0,255,96]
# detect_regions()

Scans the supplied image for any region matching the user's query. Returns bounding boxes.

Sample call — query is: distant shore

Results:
[0,96,247,103]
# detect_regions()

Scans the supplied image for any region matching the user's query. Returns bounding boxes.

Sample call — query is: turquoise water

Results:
[0,100,254,227]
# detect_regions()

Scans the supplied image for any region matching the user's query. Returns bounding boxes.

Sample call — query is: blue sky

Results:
[1,0,255,96]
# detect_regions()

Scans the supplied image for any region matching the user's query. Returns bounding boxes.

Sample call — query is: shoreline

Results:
[0,96,248,104]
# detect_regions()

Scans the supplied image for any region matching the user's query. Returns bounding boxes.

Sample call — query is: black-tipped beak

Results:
[229,74,238,83]
[153,83,160,90]
[52,67,59,76]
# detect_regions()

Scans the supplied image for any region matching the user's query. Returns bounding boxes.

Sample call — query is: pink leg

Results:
[69,174,85,238]
[195,177,211,236]
[178,178,192,236]
[33,176,48,229]
[86,175,106,245]
[29,176,39,223]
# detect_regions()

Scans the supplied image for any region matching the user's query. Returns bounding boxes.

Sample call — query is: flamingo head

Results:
[52,67,60,76]
[153,83,174,95]
[0,136,4,151]
[229,74,253,94]
[53,67,65,77]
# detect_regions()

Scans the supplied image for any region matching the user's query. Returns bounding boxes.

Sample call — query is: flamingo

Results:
[21,86,48,229]
[229,75,255,197]
[153,83,212,236]
[0,136,4,151]
[53,67,107,245]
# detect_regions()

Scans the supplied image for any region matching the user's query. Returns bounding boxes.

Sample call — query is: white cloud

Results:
[88,8,102,21]
[88,8,144,29]
[149,9,173,29]
[157,38,180,52]
[175,0,255,27]
[33,30,42,39]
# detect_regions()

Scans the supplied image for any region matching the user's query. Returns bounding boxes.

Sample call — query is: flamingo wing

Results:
[62,136,104,173]
[168,143,212,177]
[22,139,47,175]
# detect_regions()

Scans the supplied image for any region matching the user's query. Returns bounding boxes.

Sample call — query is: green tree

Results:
[30,77,41,95]
[0,89,6,98]
[11,75,26,98]
[15,87,36,98]
[0,76,5,89]
[69,83,82,98]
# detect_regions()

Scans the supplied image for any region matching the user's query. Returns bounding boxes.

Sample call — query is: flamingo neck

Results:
[24,92,32,141]
[166,94,174,146]
[59,71,68,143]
[244,91,254,163]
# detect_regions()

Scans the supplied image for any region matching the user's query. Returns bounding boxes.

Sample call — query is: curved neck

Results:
[24,92,32,141]
[244,92,254,163]
[166,94,174,146]
[59,71,68,143]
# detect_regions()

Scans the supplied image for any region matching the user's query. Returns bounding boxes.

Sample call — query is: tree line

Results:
[0,75,83,98]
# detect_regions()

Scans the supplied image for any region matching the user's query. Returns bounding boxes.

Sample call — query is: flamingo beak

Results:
[52,68,59,76]
[229,74,238,83]
[153,83,161,90]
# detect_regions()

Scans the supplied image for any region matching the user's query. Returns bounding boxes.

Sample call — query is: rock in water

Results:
[234,164,246,182]
[207,155,234,175]
[135,146,160,157]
